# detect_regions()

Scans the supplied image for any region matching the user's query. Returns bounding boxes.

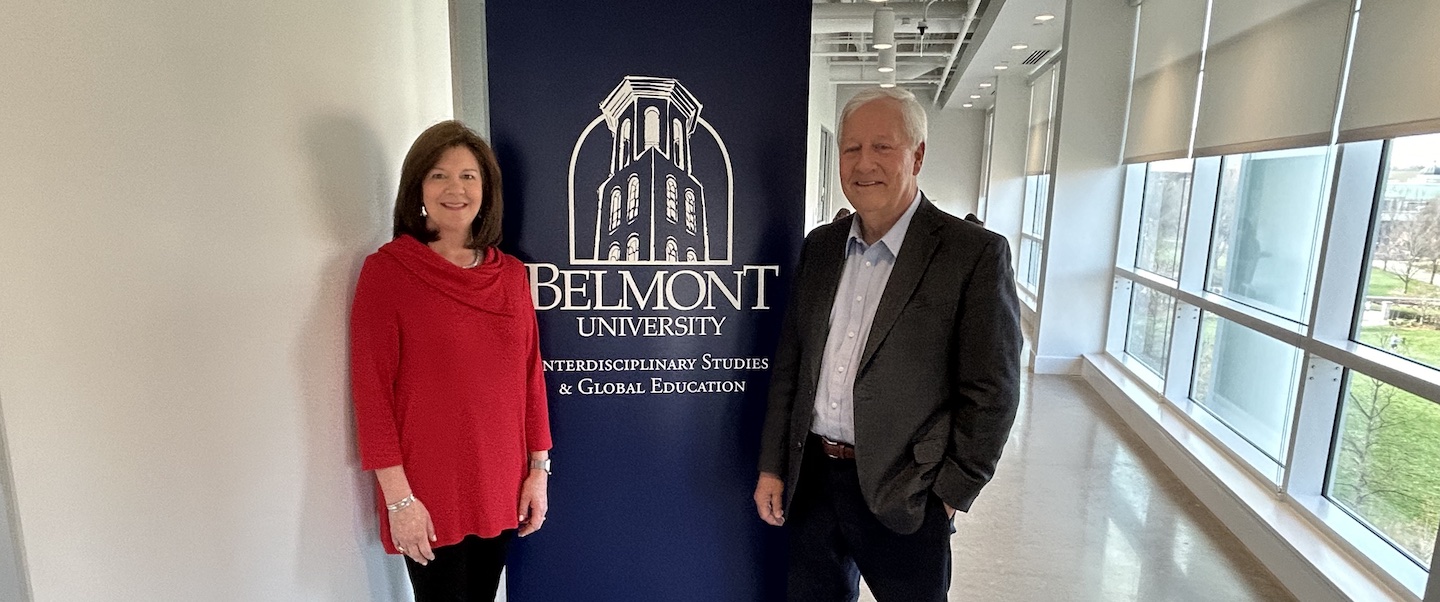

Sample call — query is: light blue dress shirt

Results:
[811,191,924,444]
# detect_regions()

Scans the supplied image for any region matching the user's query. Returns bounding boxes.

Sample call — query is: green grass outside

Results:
[1342,315,1440,565]
[1366,265,1440,298]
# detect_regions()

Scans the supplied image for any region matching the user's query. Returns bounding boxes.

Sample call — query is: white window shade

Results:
[1124,0,1207,164]
[1025,68,1056,175]
[1193,0,1352,157]
[1339,0,1440,142]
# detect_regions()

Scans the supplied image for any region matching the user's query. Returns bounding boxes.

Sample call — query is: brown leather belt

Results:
[815,434,855,460]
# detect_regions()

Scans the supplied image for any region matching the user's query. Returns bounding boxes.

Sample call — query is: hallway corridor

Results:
[863,374,1294,601]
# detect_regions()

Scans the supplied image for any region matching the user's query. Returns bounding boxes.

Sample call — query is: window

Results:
[665,237,678,262]
[627,175,640,223]
[1136,159,1194,279]
[1207,146,1330,321]
[608,242,621,261]
[626,234,640,262]
[1019,237,1042,290]
[686,247,697,262]
[685,189,697,234]
[1124,283,1175,377]
[608,187,622,232]
[666,176,678,222]
[1329,369,1440,567]
[672,118,685,168]
[1191,313,1303,462]
[619,119,632,165]
[644,106,660,149]
[1356,133,1440,369]
[1018,66,1058,294]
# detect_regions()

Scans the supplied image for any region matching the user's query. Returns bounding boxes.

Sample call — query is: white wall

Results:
[833,85,987,220]
[919,106,986,218]
[0,2,454,600]
[1030,0,1136,374]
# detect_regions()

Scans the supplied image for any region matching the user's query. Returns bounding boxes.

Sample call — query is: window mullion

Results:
[1177,155,1221,292]
[1283,355,1344,497]
[1164,301,1202,402]
[1107,277,1136,356]
[1312,140,1384,342]
[1115,163,1147,271]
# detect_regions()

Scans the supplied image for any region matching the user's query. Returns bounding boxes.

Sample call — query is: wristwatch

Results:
[529,458,552,475]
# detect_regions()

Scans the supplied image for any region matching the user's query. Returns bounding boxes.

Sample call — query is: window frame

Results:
[1104,139,1440,595]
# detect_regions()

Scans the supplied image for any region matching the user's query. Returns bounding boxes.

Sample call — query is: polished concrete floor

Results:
[860,373,1296,602]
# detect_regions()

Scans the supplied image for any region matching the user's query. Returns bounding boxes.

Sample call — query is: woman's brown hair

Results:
[392,120,503,250]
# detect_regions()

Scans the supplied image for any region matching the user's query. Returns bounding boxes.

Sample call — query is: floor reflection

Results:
[860,373,1294,601]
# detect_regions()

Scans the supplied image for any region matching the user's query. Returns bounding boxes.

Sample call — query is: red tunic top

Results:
[350,235,551,553]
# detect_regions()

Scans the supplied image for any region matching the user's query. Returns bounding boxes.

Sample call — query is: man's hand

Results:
[753,472,785,526]
[945,503,956,519]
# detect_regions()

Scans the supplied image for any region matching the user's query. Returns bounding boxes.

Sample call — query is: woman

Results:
[351,120,551,600]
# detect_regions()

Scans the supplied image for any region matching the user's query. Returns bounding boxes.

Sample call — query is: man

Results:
[754,86,1021,601]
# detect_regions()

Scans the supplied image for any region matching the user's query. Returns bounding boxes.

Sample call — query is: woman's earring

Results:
[420,205,428,217]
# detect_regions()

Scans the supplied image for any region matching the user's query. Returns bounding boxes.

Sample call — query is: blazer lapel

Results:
[802,220,850,381]
[858,199,942,372]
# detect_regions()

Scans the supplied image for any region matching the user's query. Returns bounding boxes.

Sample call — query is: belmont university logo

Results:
[529,75,777,333]
[569,76,733,266]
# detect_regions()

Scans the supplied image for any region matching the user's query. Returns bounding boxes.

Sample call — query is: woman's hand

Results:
[517,470,548,537]
[389,498,437,565]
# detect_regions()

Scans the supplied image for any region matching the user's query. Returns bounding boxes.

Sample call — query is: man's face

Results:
[838,98,925,215]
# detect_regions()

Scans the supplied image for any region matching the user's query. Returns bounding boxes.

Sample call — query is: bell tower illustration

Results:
[592,76,710,264]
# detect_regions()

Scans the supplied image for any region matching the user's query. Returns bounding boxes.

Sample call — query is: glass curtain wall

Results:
[1110,134,1440,583]
[1018,66,1058,294]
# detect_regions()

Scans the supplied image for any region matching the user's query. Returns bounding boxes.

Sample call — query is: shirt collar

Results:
[847,190,924,258]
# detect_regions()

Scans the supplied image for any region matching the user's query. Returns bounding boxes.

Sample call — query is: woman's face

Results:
[422,145,484,237]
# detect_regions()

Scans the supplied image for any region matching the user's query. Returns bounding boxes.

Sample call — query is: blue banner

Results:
[485,1,811,600]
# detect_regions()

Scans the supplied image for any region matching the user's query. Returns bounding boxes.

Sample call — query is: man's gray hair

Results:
[839,87,928,147]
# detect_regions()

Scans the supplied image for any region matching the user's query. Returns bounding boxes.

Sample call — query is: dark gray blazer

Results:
[758,196,1022,535]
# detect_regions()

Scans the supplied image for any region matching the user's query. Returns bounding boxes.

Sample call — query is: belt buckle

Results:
[821,436,845,459]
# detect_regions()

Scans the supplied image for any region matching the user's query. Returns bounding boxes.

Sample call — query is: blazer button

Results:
[795,441,804,449]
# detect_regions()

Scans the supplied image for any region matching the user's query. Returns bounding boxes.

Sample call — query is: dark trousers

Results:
[787,435,952,602]
[404,532,513,602]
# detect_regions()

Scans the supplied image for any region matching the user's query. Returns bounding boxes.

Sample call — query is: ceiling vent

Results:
[1022,50,1051,65]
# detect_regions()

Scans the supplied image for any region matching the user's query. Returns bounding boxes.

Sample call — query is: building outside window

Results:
[627,175,640,223]
[666,176,678,222]
[608,187,622,232]
[685,189,697,234]
[626,234,640,262]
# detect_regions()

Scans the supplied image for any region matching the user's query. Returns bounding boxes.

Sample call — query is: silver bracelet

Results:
[386,494,416,513]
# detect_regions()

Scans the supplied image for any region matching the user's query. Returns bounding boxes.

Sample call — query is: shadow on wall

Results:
[295,114,409,601]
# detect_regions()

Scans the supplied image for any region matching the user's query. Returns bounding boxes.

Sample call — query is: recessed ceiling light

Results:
[962,103,974,108]
[880,83,896,88]
[970,94,981,99]
[994,65,1009,70]
[979,82,993,88]
[1035,13,1055,21]
[1012,43,1029,50]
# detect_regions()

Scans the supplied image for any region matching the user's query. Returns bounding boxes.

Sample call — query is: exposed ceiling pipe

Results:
[828,62,938,83]
[813,51,949,58]
[932,0,981,107]
[810,2,969,35]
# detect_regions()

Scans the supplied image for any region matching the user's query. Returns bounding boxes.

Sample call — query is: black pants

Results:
[404,532,513,602]
[787,435,952,602]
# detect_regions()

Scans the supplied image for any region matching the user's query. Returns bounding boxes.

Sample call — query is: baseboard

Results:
[1080,354,1416,602]
[1032,354,1081,375]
